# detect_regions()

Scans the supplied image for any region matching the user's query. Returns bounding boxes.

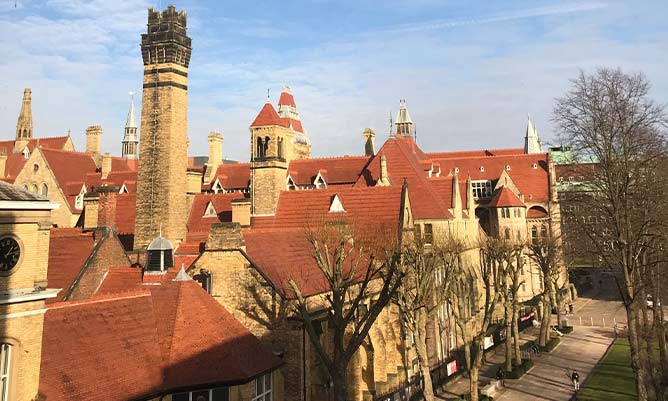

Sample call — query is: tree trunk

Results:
[470,363,480,401]
[512,305,522,366]
[556,292,564,329]
[539,297,551,347]
[655,299,668,387]
[416,311,435,401]
[505,301,512,372]
[628,303,650,401]
[640,303,658,400]
[332,366,348,401]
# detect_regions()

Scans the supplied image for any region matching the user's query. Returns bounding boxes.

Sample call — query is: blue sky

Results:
[1,0,667,161]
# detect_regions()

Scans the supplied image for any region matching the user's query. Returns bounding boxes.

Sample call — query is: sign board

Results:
[446,360,458,376]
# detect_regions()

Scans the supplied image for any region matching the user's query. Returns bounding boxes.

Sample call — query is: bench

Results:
[481,382,497,397]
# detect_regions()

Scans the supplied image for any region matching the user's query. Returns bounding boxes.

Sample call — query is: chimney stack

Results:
[204,132,223,182]
[363,128,375,156]
[101,152,112,179]
[85,125,102,162]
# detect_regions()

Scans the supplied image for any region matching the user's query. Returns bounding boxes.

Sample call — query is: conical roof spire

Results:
[125,92,137,128]
[524,113,543,154]
[16,88,33,142]
[395,100,413,137]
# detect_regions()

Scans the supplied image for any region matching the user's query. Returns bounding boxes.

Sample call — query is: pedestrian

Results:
[496,366,506,388]
[614,323,619,338]
[569,303,574,314]
[571,369,580,391]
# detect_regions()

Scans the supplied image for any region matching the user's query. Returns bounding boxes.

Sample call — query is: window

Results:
[504,228,510,240]
[204,202,217,217]
[277,137,284,159]
[31,184,38,193]
[41,183,48,197]
[256,137,264,159]
[471,180,492,199]
[540,225,548,238]
[531,226,538,244]
[0,344,11,401]
[253,373,272,401]
[33,164,39,172]
[501,208,510,218]
[173,387,229,401]
[424,224,433,245]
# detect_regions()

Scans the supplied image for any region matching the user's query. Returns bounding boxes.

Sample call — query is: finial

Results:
[527,112,531,121]
[267,88,270,100]
[129,91,135,100]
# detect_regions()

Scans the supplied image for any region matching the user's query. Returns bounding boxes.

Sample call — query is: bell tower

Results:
[122,93,139,159]
[134,5,191,249]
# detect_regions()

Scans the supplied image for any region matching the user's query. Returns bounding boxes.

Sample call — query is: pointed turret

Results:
[451,172,462,216]
[395,100,413,137]
[363,128,375,156]
[15,88,33,152]
[122,93,139,159]
[277,86,300,121]
[524,114,543,154]
[375,155,391,186]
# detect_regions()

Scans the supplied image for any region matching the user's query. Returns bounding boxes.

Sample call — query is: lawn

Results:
[576,338,636,401]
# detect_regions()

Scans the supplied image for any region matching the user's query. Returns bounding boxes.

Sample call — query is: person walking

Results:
[571,369,580,391]
[496,366,506,388]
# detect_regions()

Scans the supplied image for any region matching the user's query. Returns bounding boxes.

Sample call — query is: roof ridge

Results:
[290,155,369,161]
[47,290,150,310]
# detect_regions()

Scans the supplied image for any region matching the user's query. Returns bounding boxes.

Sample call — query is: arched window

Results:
[531,226,538,244]
[22,185,28,192]
[0,343,13,401]
[504,228,510,240]
[277,137,284,159]
[31,184,38,193]
[256,137,264,159]
[264,136,270,157]
[541,225,548,238]
[41,184,48,197]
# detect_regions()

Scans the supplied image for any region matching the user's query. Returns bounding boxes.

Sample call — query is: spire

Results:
[125,92,137,128]
[375,155,391,186]
[524,113,543,154]
[122,92,139,159]
[15,88,33,151]
[395,100,413,137]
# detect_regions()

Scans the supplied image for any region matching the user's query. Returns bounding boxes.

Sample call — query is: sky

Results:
[0,0,667,161]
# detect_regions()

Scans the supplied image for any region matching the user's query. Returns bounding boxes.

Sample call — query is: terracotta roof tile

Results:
[278,91,296,107]
[204,163,250,190]
[46,227,96,303]
[488,187,525,208]
[250,102,288,128]
[40,280,281,400]
[427,148,525,158]
[287,156,369,186]
[115,193,136,234]
[41,148,98,211]
[186,193,246,239]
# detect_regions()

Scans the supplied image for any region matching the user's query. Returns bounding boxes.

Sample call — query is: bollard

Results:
[614,317,616,326]
[591,317,594,326]
[580,316,582,325]
[603,317,605,327]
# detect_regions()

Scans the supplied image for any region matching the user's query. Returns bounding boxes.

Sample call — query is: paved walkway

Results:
[436,281,623,401]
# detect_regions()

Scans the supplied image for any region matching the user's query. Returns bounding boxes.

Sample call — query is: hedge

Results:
[506,359,534,379]
[540,337,561,352]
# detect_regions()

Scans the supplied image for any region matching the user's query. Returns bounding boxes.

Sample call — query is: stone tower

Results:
[122,93,139,159]
[15,88,33,152]
[134,5,192,249]
[250,100,292,216]
[395,100,413,137]
[524,114,543,154]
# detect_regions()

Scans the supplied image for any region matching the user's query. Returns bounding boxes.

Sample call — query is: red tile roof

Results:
[250,102,287,128]
[278,91,296,107]
[203,163,250,190]
[355,136,453,219]
[527,206,549,218]
[432,153,550,203]
[287,156,369,186]
[0,152,29,183]
[427,148,524,158]
[0,136,70,154]
[40,280,281,400]
[115,193,136,234]
[488,187,525,208]
[252,185,403,230]
[41,148,98,211]
[46,228,96,303]
[186,192,246,241]
[282,117,303,133]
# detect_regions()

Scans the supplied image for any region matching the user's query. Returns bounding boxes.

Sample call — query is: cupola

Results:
[146,234,174,272]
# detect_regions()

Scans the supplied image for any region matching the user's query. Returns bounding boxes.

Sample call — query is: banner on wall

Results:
[484,335,494,350]
[446,360,458,376]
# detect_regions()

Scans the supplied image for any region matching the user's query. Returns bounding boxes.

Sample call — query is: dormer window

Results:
[146,236,174,272]
[22,147,29,160]
[329,194,345,213]
[204,202,217,217]
[286,176,297,191]
[471,180,492,199]
[118,184,129,194]
[211,178,224,194]
[314,172,327,189]
[75,185,86,210]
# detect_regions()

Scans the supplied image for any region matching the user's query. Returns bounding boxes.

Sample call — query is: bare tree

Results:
[528,234,567,347]
[447,236,505,401]
[553,67,668,400]
[288,223,404,401]
[394,237,463,401]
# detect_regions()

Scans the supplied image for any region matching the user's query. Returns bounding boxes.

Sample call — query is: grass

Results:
[576,338,636,401]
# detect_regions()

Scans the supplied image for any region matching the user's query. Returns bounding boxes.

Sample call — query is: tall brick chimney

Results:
[85,125,102,161]
[204,132,223,182]
[101,153,112,179]
[98,187,119,229]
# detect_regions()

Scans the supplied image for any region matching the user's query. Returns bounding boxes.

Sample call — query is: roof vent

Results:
[329,194,345,213]
[146,234,174,272]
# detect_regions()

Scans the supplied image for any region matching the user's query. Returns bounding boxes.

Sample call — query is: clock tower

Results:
[0,181,59,401]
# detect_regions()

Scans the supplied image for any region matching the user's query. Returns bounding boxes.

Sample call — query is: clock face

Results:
[0,237,21,272]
